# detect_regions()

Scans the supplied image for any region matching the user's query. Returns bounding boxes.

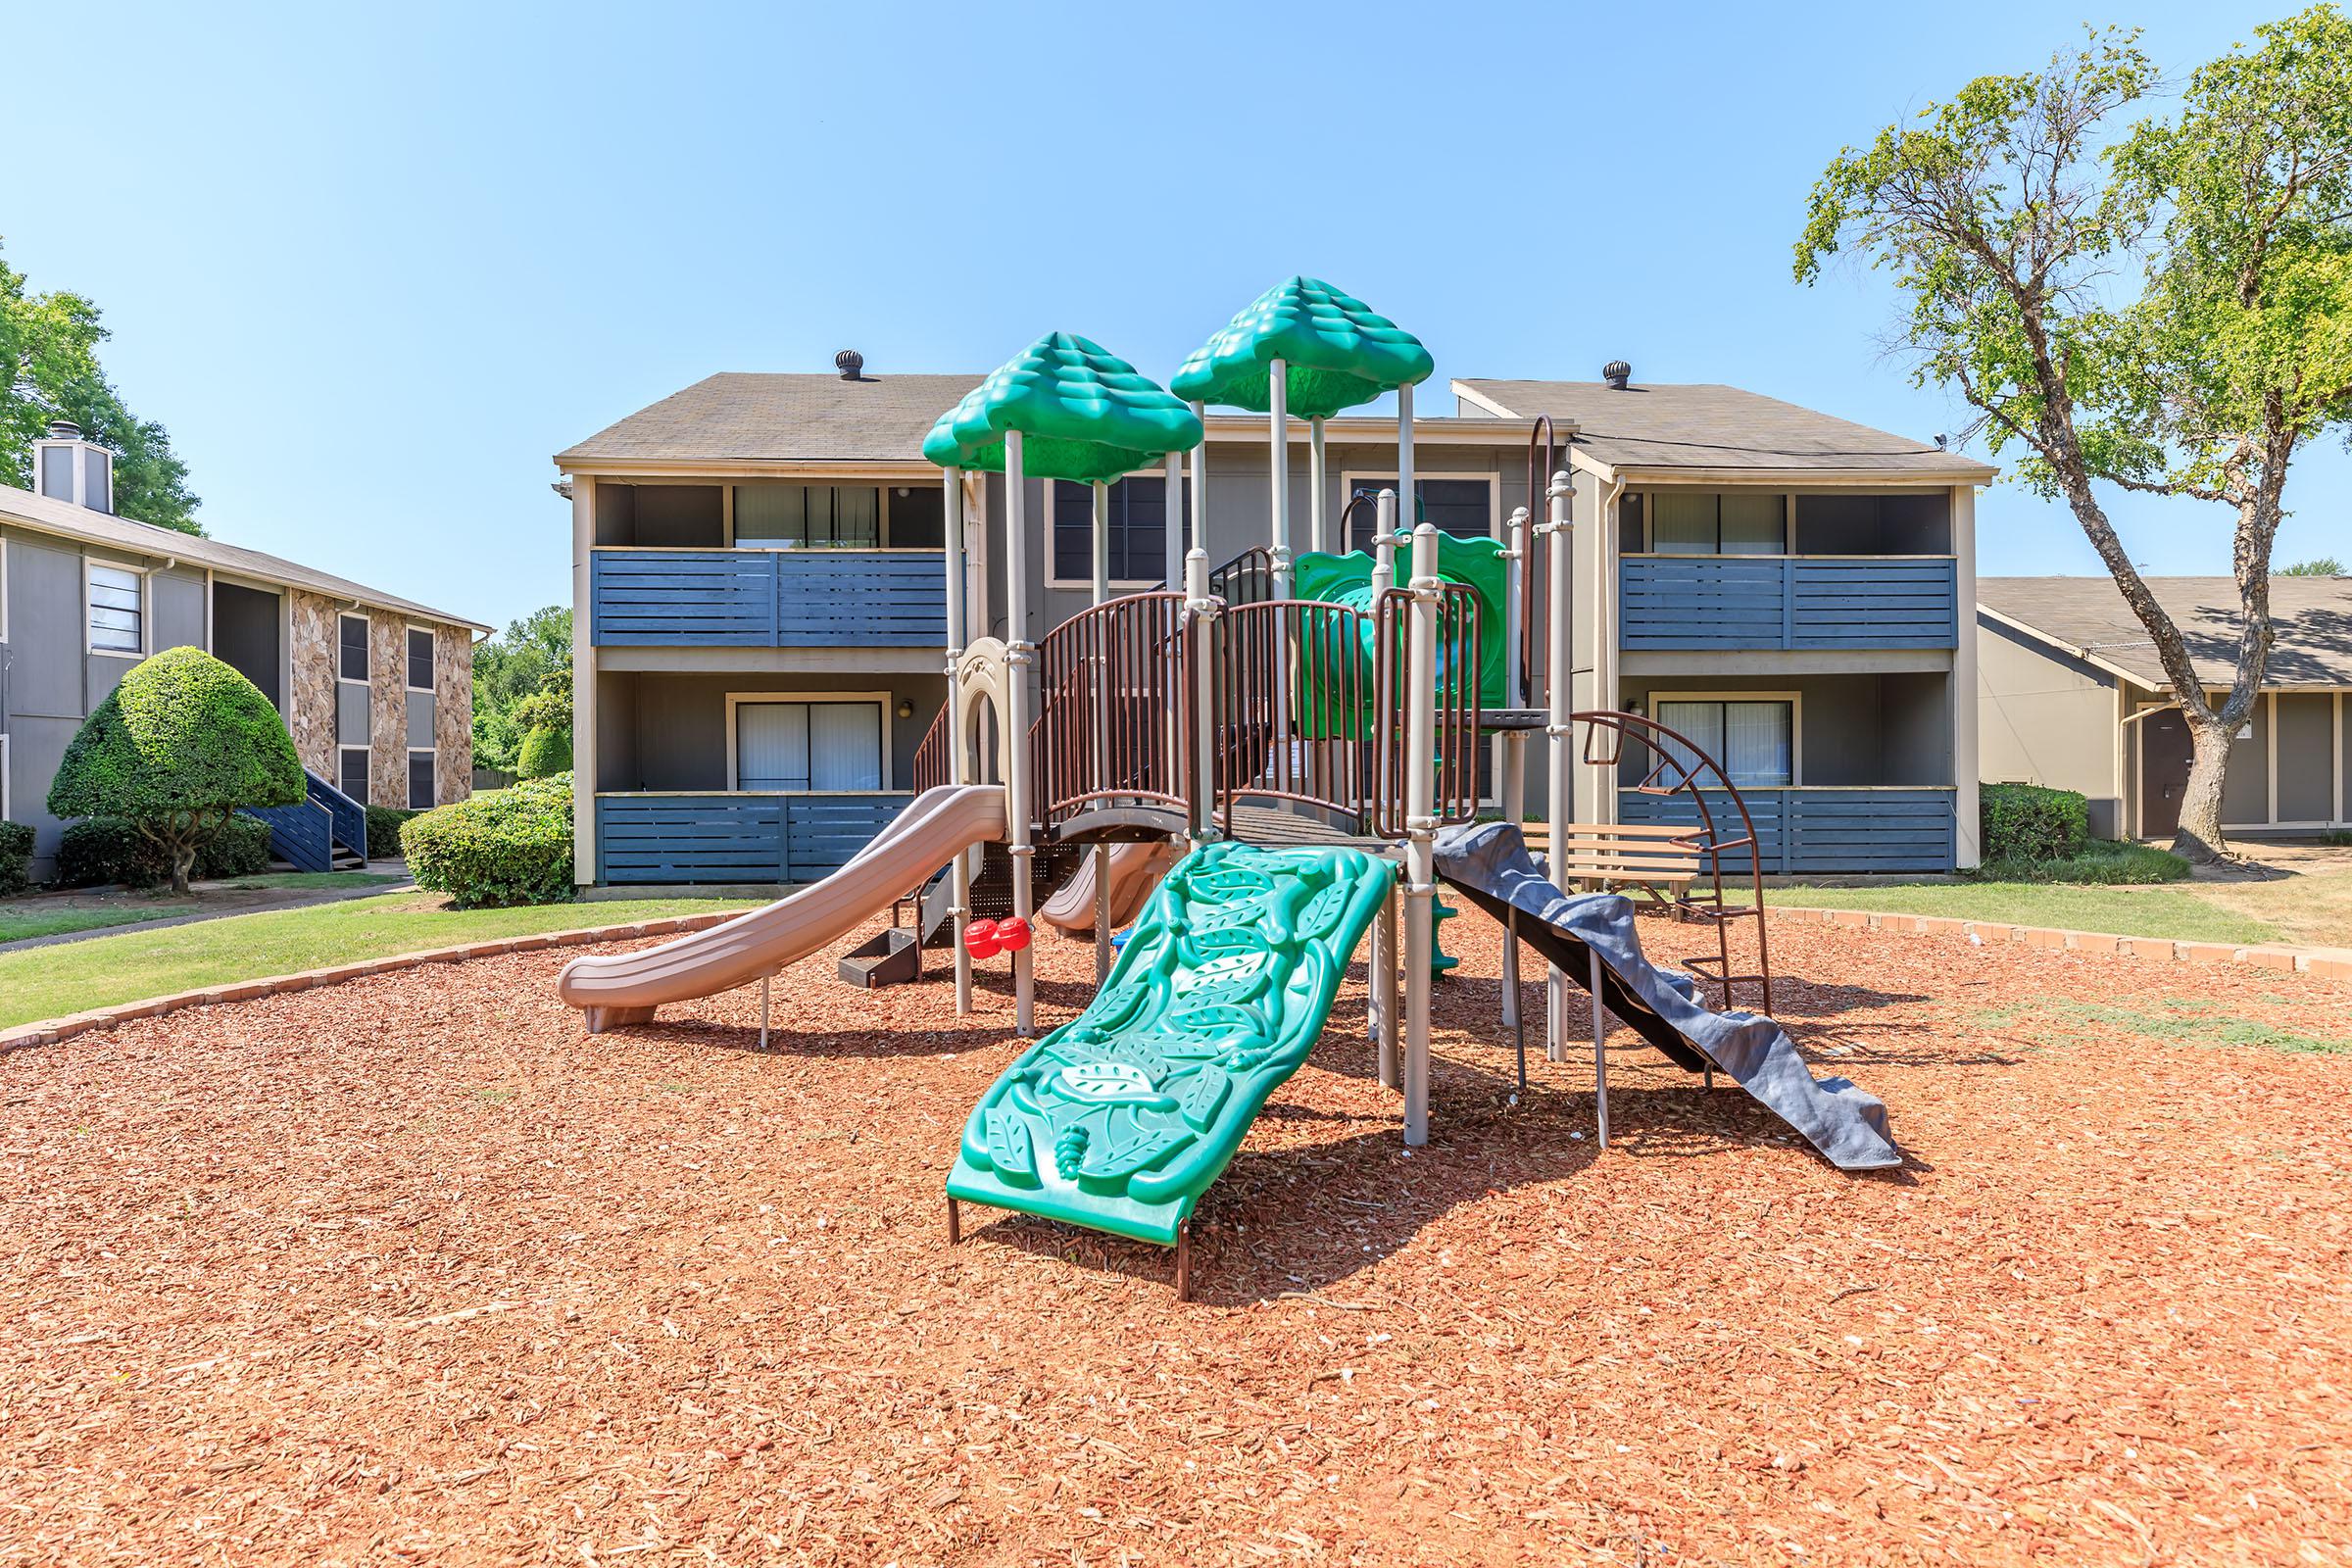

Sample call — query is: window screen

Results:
[407,628,433,689]
[1645,493,1788,555]
[1052,477,1185,582]
[1344,478,1493,551]
[339,747,369,803]
[87,564,143,654]
[734,483,883,548]
[408,752,436,809]
[1652,700,1793,788]
[735,701,884,792]
[339,615,369,681]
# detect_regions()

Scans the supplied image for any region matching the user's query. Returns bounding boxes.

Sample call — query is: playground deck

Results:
[5,909,2348,1564]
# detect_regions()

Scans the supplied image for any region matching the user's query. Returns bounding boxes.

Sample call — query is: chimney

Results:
[1602,361,1632,391]
[834,349,865,380]
[32,419,114,514]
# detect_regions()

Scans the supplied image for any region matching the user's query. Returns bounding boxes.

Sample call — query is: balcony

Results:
[1619,556,1958,652]
[1618,786,1956,874]
[588,548,947,648]
[595,792,913,884]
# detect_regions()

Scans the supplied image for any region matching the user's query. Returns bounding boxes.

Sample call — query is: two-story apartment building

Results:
[3,421,486,875]
[559,362,1989,887]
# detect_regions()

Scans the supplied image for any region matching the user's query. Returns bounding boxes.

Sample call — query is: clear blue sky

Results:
[9,0,2343,635]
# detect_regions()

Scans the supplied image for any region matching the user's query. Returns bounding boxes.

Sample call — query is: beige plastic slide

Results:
[1038,839,1177,937]
[558,783,1008,1032]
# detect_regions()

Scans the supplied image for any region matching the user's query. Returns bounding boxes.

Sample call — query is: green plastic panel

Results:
[1291,533,1511,711]
[1171,276,1434,419]
[923,331,1202,483]
[947,842,1396,1247]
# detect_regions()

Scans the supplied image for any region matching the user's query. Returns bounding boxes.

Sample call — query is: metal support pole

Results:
[1164,450,1185,590]
[1401,519,1439,1147]
[760,973,771,1052]
[1004,431,1036,1036]
[1268,358,1292,600]
[1091,478,1111,981]
[1184,547,1217,843]
[1091,478,1110,606]
[1543,469,1575,1063]
[1307,416,1327,556]
[1589,947,1610,1149]
[1375,889,1400,1088]
[1500,505,1528,1046]
[943,467,974,1015]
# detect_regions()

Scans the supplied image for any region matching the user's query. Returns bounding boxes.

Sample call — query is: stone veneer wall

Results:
[286,590,339,777]
[368,617,407,808]
[433,623,473,804]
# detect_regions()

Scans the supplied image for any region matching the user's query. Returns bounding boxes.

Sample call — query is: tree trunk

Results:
[2171,714,2234,863]
[170,840,197,896]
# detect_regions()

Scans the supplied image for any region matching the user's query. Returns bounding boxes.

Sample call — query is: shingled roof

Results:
[558,372,984,465]
[1454,378,1994,480]
[1981,575,2352,690]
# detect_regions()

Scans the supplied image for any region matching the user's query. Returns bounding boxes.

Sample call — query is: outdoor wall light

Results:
[897,700,914,719]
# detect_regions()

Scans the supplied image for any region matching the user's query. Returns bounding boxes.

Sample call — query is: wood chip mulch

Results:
[3,906,2348,1565]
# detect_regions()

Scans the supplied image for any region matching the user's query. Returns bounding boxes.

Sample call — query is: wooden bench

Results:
[1545,821,1705,894]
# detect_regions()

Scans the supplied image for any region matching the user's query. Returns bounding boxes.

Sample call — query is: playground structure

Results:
[556,278,1902,1297]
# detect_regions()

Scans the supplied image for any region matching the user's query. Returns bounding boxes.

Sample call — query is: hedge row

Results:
[1980,783,2089,862]
[55,813,276,889]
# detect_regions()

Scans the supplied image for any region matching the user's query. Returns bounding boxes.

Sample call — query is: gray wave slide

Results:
[1432,821,1902,1172]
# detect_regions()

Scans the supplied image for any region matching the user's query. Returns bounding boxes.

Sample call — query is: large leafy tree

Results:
[48,647,305,894]
[1794,10,2352,860]
[0,239,201,535]
[471,606,572,773]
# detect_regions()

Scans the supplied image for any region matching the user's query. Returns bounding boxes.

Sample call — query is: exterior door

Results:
[2138,708,2192,838]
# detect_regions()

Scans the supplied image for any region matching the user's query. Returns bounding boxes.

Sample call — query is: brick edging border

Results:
[1772,905,2352,981]
[0,910,744,1054]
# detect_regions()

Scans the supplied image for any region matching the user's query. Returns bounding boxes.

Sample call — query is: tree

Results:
[48,647,305,894]
[0,240,201,534]
[2279,557,2345,574]
[471,606,571,773]
[1794,10,2352,860]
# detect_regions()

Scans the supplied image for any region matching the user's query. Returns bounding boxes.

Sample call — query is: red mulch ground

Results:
[3,908,2349,1566]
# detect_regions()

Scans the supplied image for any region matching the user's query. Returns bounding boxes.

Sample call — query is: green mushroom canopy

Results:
[922,331,1202,484]
[1171,276,1435,420]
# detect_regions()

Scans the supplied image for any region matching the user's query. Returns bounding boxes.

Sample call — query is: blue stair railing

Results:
[241,769,368,872]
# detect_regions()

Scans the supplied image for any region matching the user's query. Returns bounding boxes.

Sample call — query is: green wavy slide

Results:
[948,842,1396,1247]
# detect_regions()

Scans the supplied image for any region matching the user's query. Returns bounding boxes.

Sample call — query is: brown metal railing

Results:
[1206,546,1276,607]
[1210,599,1380,829]
[1033,591,1192,826]
[1524,416,1555,709]
[911,700,950,796]
[1369,583,1484,837]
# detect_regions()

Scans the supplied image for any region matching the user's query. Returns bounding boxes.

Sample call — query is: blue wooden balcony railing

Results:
[1617,786,1956,874]
[1619,556,1958,651]
[595,792,914,884]
[589,548,948,647]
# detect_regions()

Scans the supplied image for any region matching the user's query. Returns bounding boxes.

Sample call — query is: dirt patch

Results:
[3,908,2347,1563]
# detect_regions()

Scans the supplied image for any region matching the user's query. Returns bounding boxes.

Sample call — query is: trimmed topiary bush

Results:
[0,821,33,897]
[48,647,305,893]
[403,772,574,907]
[1980,782,2088,862]
[366,805,418,856]
[516,725,572,780]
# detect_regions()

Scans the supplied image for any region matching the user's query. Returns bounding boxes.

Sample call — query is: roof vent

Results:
[1602,361,1632,390]
[32,420,113,514]
[834,349,865,380]
[47,418,82,439]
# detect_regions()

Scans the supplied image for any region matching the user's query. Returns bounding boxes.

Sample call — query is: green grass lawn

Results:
[1763,881,2285,946]
[0,903,199,944]
[212,870,407,891]
[0,892,758,1030]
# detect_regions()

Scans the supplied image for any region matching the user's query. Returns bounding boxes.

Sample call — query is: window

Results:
[1343,477,1494,551]
[1646,492,1787,556]
[87,563,144,655]
[338,613,369,682]
[732,699,884,791]
[408,750,436,808]
[1653,699,1795,788]
[734,483,882,548]
[407,627,434,690]
[338,746,370,803]
[1051,476,1186,583]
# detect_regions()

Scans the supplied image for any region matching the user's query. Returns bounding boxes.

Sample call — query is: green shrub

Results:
[48,647,305,893]
[366,805,417,855]
[1980,783,2088,861]
[0,822,33,897]
[516,725,572,780]
[57,812,278,888]
[403,772,574,907]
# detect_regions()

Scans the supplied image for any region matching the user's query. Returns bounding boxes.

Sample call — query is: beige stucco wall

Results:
[287,589,339,777]
[433,625,473,804]
[1977,618,2123,838]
